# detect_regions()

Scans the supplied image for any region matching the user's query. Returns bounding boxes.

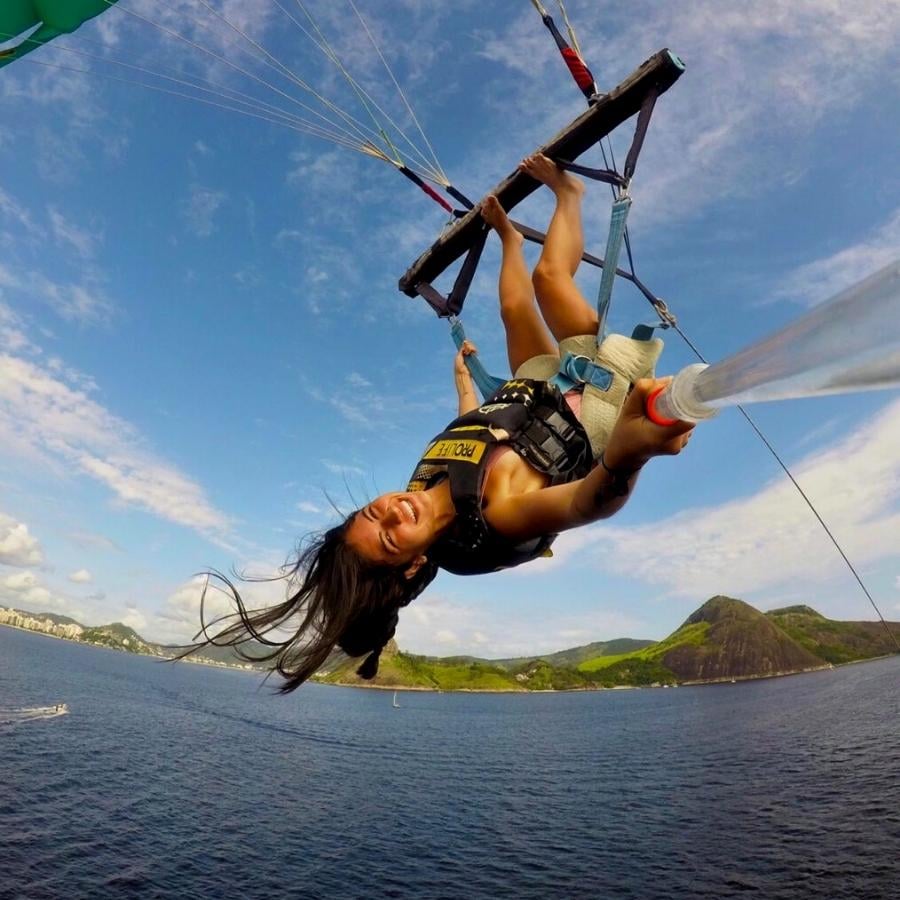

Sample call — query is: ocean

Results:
[1,625,898,899]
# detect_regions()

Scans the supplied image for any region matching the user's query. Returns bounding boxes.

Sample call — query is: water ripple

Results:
[2,629,898,899]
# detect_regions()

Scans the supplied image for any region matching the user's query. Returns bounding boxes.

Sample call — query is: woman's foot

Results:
[519,153,585,198]
[481,195,523,246]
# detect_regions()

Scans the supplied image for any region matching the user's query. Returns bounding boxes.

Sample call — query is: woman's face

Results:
[344,491,437,574]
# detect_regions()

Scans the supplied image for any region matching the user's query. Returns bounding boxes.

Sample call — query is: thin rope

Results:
[668,325,900,651]
[177,0,443,183]
[182,0,390,151]
[19,57,370,152]
[18,48,444,187]
[547,14,896,644]
[347,0,448,183]
[600,152,897,646]
[99,0,379,150]
[555,1,584,59]
[282,0,446,184]
[281,0,401,164]
[96,1,446,186]
[12,31,361,145]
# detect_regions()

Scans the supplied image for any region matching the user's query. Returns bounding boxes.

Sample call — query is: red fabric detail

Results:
[421,182,454,214]
[645,385,679,427]
[561,48,596,93]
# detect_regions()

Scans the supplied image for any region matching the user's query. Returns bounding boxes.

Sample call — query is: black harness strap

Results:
[555,160,627,187]
[445,184,476,210]
[623,86,659,182]
[415,223,489,317]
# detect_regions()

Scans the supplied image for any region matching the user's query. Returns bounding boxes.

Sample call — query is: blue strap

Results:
[595,195,632,337]
[450,319,506,401]
[549,352,613,394]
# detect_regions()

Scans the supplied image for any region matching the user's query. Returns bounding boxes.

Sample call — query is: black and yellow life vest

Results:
[406,379,592,575]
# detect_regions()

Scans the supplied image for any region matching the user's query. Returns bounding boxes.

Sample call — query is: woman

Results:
[190,155,693,690]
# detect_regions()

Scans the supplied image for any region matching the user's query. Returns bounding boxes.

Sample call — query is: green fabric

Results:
[0,1,119,69]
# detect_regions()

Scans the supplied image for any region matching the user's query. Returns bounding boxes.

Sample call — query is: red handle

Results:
[645,384,678,426]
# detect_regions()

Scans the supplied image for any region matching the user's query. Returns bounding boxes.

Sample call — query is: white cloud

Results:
[0,512,43,567]
[151,570,290,645]
[3,570,39,591]
[39,277,114,325]
[274,229,303,246]
[398,591,646,658]
[68,569,93,584]
[297,501,322,514]
[0,302,36,355]
[121,607,147,633]
[477,1,900,231]
[321,459,367,477]
[777,208,900,306]
[183,185,226,237]
[67,530,120,553]
[0,186,43,239]
[0,353,233,540]
[0,566,71,617]
[560,396,900,600]
[48,206,98,259]
[346,372,372,389]
[2,267,114,326]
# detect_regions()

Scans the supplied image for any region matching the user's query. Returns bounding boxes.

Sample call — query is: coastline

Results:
[4,620,896,692]
[0,621,261,675]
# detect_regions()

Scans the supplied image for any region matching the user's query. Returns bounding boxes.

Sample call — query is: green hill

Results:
[319,641,526,691]
[80,622,160,655]
[766,605,900,664]
[7,598,897,690]
[654,596,825,681]
[324,596,900,691]
[430,638,657,672]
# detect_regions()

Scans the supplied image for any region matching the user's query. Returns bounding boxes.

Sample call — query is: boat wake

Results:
[0,704,69,725]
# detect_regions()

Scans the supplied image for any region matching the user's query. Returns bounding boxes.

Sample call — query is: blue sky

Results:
[1,0,899,657]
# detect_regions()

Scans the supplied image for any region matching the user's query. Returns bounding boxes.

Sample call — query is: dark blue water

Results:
[1,626,898,899]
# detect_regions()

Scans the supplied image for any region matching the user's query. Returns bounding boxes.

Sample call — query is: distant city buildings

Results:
[0,607,83,640]
[0,607,258,671]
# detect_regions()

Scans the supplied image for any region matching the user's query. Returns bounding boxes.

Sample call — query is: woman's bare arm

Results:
[484,378,694,540]
[454,341,480,417]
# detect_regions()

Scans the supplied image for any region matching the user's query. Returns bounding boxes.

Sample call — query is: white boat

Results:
[392,691,400,708]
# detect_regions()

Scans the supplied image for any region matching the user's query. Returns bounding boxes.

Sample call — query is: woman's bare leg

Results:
[482,195,557,374]
[521,153,598,341]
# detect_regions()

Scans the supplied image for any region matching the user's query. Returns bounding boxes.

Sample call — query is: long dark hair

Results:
[181,514,438,692]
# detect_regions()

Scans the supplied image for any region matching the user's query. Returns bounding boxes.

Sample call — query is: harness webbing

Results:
[595,195,632,337]
[555,160,626,188]
[623,87,659,181]
[450,319,506,399]
[416,224,489,318]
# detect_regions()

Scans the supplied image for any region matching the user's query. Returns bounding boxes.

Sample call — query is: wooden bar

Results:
[399,48,685,297]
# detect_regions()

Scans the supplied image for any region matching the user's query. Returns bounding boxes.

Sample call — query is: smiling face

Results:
[344,491,439,574]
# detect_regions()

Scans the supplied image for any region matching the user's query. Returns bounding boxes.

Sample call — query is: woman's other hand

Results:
[454,340,478,376]
[603,377,695,472]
